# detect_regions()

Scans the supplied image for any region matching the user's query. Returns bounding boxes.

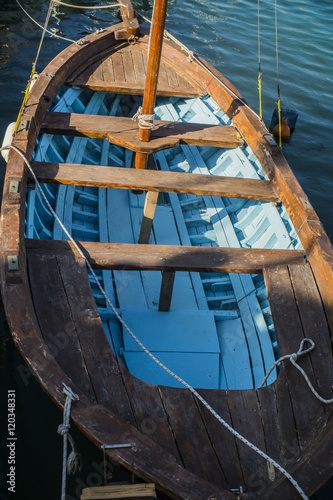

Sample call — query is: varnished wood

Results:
[138,0,168,144]
[26,239,306,274]
[30,161,279,201]
[41,112,244,152]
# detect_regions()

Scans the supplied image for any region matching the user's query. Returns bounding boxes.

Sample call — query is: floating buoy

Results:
[1,122,16,162]
[269,108,298,142]
[273,120,290,138]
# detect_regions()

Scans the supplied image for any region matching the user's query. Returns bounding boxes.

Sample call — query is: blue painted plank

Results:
[216,318,253,389]
[123,351,220,389]
[122,310,219,353]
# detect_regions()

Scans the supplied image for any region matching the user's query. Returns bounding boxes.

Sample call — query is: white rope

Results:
[15,0,79,44]
[52,0,124,9]
[132,105,155,129]
[260,338,333,404]
[1,144,309,500]
[135,9,260,119]
[57,383,81,500]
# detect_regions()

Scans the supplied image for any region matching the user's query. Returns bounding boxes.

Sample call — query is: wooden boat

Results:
[1,1,332,498]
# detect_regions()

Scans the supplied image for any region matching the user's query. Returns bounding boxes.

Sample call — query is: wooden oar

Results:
[135,0,168,170]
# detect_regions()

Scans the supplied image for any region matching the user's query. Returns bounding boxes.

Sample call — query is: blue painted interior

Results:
[26,87,302,390]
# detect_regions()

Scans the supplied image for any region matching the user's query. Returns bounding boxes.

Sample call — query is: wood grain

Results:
[31,161,279,201]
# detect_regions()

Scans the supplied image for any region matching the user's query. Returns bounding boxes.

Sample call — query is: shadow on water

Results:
[0,0,332,498]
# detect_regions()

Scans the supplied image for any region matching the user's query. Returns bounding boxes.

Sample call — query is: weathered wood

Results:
[25,239,306,274]
[159,387,227,488]
[119,368,181,460]
[263,265,325,447]
[41,112,244,152]
[197,389,245,490]
[158,271,175,311]
[81,483,156,499]
[30,161,279,201]
[289,263,333,402]
[227,390,269,492]
[117,0,140,35]
[138,191,159,244]
[26,250,96,401]
[70,80,204,97]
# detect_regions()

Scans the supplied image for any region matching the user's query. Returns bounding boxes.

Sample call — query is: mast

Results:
[135,0,168,169]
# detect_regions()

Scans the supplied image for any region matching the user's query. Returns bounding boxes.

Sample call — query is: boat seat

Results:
[81,483,157,499]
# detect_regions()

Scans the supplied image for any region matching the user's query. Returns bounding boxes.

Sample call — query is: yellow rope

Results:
[257,0,262,119]
[275,0,282,147]
[277,97,282,147]
[14,0,57,133]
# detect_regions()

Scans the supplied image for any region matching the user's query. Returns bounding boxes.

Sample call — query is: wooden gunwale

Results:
[1,21,333,499]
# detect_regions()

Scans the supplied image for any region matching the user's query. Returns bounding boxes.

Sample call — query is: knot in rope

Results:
[290,338,315,363]
[131,106,155,129]
[57,423,71,435]
[58,383,80,500]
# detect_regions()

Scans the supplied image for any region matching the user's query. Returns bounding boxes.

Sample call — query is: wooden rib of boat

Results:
[1,2,333,499]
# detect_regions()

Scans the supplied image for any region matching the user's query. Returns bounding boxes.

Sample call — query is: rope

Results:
[52,0,124,9]
[15,0,78,44]
[275,0,282,147]
[57,383,81,500]
[257,0,262,119]
[1,142,310,500]
[132,106,155,129]
[260,339,333,404]
[14,0,57,134]
[135,9,261,122]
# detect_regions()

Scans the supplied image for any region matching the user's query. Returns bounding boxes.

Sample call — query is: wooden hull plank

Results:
[227,389,269,491]
[31,161,279,202]
[55,251,136,424]
[197,388,245,490]
[69,40,205,97]
[41,112,244,151]
[263,265,326,447]
[119,368,182,461]
[289,263,333,402]
[25,239,306,274]
[159,386,228,489]
[27,250,95,401]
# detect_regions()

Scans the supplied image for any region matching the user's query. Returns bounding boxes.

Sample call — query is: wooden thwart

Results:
[30,162,279,202]
[26,239,306,274]
[41,112,244,152]
[81,483,156,499]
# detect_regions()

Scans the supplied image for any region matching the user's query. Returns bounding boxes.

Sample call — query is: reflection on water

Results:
[0,1,332,498]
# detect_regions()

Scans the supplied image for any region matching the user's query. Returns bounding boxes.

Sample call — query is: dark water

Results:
[0,1,332,498]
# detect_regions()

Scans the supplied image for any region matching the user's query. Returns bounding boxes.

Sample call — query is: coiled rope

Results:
[57,383,81,500]
[1,143,313,500]
[132,106,155,129]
